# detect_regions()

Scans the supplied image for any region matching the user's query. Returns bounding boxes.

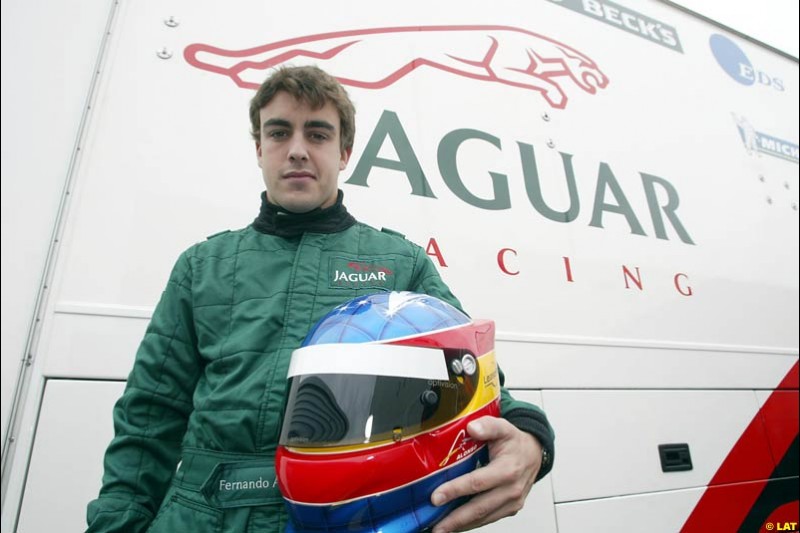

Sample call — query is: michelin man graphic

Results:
[733,113,760,157]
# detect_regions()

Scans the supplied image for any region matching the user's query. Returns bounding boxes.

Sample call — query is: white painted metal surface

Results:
[0,0,114,464]
[555,486,706,533]
[543,390,769,502]
[16,380,124,532]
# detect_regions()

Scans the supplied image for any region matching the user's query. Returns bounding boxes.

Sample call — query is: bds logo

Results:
[709,33,785,91]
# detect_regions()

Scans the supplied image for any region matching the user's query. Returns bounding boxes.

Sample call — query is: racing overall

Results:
[86,192,554,533]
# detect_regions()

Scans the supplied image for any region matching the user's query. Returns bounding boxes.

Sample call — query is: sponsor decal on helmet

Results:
[548,0,683,53]
[440,429,480,467]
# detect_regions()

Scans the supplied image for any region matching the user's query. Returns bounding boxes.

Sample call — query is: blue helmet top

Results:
[302,291,469,346]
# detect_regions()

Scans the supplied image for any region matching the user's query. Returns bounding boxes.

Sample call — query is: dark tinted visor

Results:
[280,343,479,448]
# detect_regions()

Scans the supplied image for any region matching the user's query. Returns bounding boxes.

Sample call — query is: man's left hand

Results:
[430,416,542,533]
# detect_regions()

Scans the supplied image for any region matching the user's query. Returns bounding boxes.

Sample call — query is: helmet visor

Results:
[280,343,480,448]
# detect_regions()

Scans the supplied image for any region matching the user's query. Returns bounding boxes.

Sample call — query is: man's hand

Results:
[430,416,542,533]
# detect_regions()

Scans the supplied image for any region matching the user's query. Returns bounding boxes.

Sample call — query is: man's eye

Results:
[309,132,329,141]
[268,130,288,139]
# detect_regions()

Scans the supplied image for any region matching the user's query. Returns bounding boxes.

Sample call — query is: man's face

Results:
[257,91,351,213]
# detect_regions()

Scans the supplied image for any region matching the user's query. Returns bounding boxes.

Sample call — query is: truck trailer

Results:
[2,0,797,531]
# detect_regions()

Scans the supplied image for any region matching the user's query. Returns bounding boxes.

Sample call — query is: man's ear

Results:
[256,141,262,168]
[340,146,353,170]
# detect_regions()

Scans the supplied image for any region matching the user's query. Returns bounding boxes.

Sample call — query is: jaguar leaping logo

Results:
[184,25,609,109]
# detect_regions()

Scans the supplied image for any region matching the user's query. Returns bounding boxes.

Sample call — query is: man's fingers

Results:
[466,416,515,442]
[430,417,542,531]
[431,465,496,507]
[432,488,523,533]
[432,418,532,507]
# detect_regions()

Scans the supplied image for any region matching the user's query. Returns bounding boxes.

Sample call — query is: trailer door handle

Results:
[659,443,693,472]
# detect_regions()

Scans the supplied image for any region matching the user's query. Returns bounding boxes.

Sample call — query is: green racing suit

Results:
[86,192,554,533]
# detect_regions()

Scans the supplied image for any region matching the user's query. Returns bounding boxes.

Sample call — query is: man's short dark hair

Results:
[249,65,356,153]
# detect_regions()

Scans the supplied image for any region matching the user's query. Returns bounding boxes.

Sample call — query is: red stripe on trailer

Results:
[682,361,799,532]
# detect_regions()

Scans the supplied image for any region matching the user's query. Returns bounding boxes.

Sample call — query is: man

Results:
[87,65,554,533]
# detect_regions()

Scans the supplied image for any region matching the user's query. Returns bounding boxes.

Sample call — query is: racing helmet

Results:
[277,291,501,533]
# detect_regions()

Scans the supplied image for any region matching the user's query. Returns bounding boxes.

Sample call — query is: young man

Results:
[87,65,554,533]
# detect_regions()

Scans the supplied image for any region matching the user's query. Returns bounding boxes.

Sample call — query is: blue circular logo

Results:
[709,34,754,86]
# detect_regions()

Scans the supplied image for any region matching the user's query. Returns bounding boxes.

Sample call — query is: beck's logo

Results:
[549,0,683,53]
[329,258,396,289]
[184,25,609,109]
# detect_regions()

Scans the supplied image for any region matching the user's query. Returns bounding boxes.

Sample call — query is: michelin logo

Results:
[733,114,798,164]
[549,0,682,52]
[710,34,785,91]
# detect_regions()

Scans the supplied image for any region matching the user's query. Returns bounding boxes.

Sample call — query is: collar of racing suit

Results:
[252,189,357,238]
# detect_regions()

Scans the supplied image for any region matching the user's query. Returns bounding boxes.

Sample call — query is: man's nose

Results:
[288,135,309,162]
